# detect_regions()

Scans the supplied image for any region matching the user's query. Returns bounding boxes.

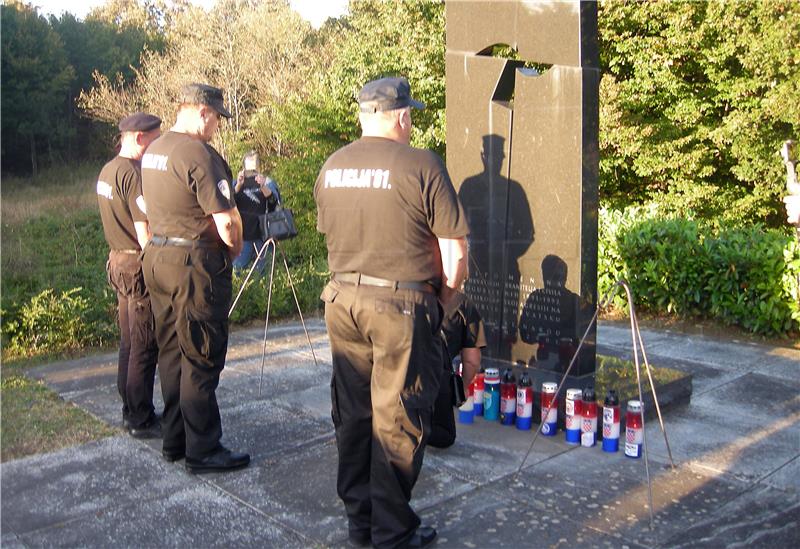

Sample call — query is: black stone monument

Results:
[446,0,600,379]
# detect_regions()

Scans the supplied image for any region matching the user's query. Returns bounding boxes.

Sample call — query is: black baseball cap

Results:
[180,83,232,118]
[358,77,425,113]
[118,112,161,133]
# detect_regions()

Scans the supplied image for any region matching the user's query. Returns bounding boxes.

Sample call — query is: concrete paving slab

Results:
[417,484,647,548]
[211,437,478,547]
[690,371,800,417]
[424,416,571,483]
[15,482,309,549]
[661,484,800,548]
[1,532,25,549]
[26,356,118,394]
[273,382,333,423]
[598,322,800,382]
[500,450,748,548]
[62,380,165,429]
[1,436,190,536]
[5,321,800,548]
[210,438,345,546]
[210,399,333,465]
[759,454,800,494]
[642,400,800,488]
[218,353,331,403]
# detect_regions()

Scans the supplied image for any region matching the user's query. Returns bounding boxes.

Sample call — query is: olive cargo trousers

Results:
[321,280,442,549]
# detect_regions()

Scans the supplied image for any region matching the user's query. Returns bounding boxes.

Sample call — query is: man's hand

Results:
[785,195,800,226]
[235,170,246,192]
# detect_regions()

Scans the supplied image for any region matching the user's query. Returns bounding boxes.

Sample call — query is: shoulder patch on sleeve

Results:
[96,180,113,200]
[218,179,231,200]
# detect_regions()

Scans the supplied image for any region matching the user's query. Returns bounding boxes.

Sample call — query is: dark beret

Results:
[358,77,425,114]
[180,83,232,118]
[118,112,162,133]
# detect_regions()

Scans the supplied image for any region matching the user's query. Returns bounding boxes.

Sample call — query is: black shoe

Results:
[128,418,162,439]
[185,447,250,474]
[347,529,370,547]
[408,526,437,548]
[162,448,185,462]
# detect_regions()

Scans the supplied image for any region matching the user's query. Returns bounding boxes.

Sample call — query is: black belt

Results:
[333,272,437,294]
[150,235,222,249]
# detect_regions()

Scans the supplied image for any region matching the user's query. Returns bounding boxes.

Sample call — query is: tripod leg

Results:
[229,240,272,317]
[516,283,620,473]
[620,281,655,530]
[633,313,677,468]
[275,242,320,369]
[258,240,278,397]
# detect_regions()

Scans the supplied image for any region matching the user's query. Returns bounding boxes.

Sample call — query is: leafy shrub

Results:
[598,205,800,337]
[619,218,709,315]
[2,288,114,357]
[703,227,800,335]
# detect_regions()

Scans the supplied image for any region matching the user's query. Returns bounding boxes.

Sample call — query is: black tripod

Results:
[228,238,320,396]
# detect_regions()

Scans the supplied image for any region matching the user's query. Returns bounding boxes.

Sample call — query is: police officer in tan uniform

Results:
[141,83,249,474]
[96,112,162,438]
[315,77,469,549]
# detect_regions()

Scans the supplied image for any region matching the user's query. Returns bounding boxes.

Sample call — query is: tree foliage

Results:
[1,0,166,174]
[599,0,800,225]
[1,0,74,174]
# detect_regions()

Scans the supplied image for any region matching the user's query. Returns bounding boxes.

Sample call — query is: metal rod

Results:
[632,313,677,468]
[619,280,655,530]
[229,241,267,317]
[258,240,278,397]
[276,242,319,369]
[516,283,620,473]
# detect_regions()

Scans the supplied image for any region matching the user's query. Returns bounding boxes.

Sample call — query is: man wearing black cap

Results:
[141,83,250,473]
[97,112,162,438]
[315,76,469,548]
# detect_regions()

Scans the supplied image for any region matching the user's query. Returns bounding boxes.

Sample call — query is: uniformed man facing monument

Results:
[96,112,162,438]
[315,76,469,549]
[141,83,249,473]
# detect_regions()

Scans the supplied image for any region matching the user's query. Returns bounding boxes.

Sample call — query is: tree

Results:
[1,0,74,174]
[598,0,800,226]
[78,0,312,160]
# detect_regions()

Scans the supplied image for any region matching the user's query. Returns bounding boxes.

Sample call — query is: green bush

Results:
[619,218,709,315]
[228,254,328,325]
[598,205,800,337]
[703,228,800,334]
[2,288,114,357]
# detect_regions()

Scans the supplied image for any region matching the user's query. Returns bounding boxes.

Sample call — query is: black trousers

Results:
[107,251,158,427]
[321,280,441,549]
[427,357,456,449]
[142,243,232,458]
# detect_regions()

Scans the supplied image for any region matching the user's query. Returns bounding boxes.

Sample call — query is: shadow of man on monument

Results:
[459,134,534,361]
[519,254,580,372]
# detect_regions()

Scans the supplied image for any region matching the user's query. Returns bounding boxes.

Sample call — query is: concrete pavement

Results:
[2,320,798,548]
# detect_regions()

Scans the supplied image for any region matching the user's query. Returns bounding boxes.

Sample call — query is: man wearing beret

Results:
[315,76,469,548]
[141,83,249,473]
[97,112,162,438]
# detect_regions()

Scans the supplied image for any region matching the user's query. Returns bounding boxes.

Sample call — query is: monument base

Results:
[480,354,692,425]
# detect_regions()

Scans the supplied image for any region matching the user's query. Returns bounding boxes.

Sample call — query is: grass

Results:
[1,162,119,462]
[0,354,118,463]
[0,161,324,462]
